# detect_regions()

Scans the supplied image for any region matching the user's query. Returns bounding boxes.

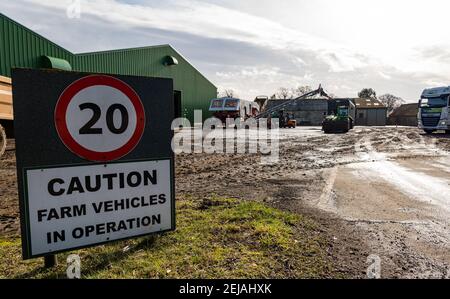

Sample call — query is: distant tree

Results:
[219,89,237,98]
[358,88,377,99]
[276,87,293,99]
[294,85,313,97]
[379,94,405,114]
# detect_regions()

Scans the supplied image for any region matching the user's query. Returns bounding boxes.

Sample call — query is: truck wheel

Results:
[0,124,6,158]
[424,130,435,134]
[343,128,349,133]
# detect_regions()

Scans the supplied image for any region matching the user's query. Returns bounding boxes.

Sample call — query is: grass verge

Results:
[0,197,336,278]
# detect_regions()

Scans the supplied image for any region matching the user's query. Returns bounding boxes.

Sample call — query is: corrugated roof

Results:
[0,12,216,87]
[389,103,418,117]
[270,96,329,101]
[354,98,387,109]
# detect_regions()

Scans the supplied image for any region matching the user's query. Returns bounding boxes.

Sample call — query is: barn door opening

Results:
[174,90,182,119]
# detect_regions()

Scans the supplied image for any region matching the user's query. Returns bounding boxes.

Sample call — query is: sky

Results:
[1,0,450,102]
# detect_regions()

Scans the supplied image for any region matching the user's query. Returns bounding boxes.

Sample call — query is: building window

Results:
[359,113,364,118]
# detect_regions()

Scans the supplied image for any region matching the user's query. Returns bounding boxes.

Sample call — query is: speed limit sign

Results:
[12,69,175,259]
[55,75,146,162]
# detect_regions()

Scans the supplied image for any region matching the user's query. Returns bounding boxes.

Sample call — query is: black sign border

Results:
[20,157,176,260]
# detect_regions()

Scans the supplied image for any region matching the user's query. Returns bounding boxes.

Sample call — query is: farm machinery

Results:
[322,99,355,134]
[0,76,13,158]
[253,85,332,129]
[281,112,297,129]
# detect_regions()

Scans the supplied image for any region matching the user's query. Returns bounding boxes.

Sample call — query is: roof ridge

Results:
[0,13,216,87]
[75,44,171,55]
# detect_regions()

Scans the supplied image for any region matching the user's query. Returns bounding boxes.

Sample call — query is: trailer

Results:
[0,76,13,157]
[209,97,260,125]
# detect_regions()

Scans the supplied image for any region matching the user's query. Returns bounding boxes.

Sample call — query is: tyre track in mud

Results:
[316,127,450,278]
[175,127,450,278]
[1,127,450,277]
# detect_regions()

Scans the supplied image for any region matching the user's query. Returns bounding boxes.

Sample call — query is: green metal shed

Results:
[0,13,217,123]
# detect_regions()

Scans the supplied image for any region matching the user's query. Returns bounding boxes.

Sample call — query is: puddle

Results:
[350,160,449,210]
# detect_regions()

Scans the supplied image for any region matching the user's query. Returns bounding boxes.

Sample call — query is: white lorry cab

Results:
[209,97,260,124]
[419,86,450,134]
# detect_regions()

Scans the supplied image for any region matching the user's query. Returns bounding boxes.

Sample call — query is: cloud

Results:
[418,46,450,63]
[378,72,391,80]
[0,0,446,102]
[316,51,368,73]
[18,0,374,72]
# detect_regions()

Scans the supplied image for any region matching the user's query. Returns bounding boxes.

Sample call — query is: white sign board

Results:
[13,70,175,260]
[24,160,173,256]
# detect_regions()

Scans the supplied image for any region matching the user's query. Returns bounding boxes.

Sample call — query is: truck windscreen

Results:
[211,99,224,109]
[420,96,448,108]
[224,99,239,108]
[337,108,348,117]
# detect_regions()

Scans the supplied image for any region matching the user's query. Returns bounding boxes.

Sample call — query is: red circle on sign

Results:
[55,75,146,162]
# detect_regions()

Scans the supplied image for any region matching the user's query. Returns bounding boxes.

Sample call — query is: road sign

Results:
[54,75,146,162]
[12,69,175,259]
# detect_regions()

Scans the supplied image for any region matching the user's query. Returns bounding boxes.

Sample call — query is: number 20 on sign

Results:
[55,75,146,162]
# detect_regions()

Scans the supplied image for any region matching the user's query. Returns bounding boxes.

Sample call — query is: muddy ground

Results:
[176,126,450,278]
[1,127,450,278]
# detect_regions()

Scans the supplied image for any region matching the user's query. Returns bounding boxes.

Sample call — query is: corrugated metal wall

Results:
[266,99,329,125]
[73,47,216,122]
[0,14,73,76]
[0,13,216,123]
[387,116,418,127]
[356,108,387,126]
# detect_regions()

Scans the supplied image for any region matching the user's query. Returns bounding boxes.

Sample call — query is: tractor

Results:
[322,99,355,134]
